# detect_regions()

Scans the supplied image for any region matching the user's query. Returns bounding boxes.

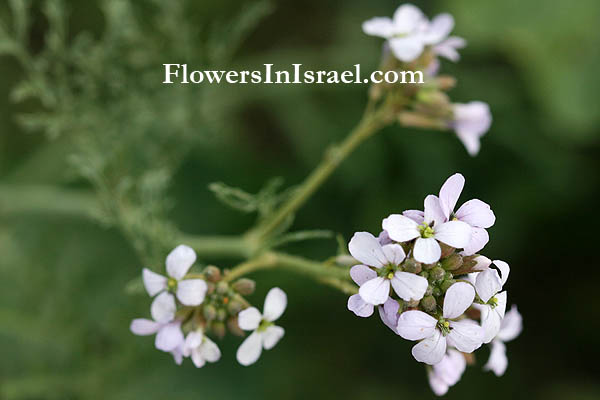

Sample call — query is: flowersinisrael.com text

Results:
[162,63,424,85]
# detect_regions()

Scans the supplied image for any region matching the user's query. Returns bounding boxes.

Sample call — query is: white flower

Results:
[428,349,467,396]
[236,287,287,366]
[347,232,428,307]
[473,260,510,343]
[451,101,492,156]
[484,305,522,376]
[130,318,184,353]
[437,173,496,255]
[182,330,222,368]
[383,195,472,264]
[397,282,484,365]
[433,36,466,62]
[143,245,208,323]
[362,4,456,62]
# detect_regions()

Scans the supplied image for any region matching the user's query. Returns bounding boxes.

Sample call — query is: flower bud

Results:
[216,308,227,322]
[216,281,229,295]
[435,75,456,91]
[211,321,226,339]
[440,279,456,292]
[432,287,442,297]
[203,304,217,321]
[439,243,455,258]
[227,297,244,315]
[203,265,221,282]
[406,299,420,308]
[232,278,255,295]
[419,271,429,280]
[429,266,445,282]
[425,284,434,296]
[402,259,422,274]
[441,253,463,271]
[227,316,245,337]
[420,295,437,313]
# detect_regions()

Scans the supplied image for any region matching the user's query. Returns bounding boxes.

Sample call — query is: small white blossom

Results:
[428,349,467,396]
[236,287,287,366]
[182,330,222,368]
[348,232,428,307]
[130,318,184,353]
[437,173,496,255]
[143,245,208,323]
[451,101,492,156]
[484,305,522,376]
[473,260,510,343]
[397,282,484,364]
[383,195,472,264]
[362,4,457,62]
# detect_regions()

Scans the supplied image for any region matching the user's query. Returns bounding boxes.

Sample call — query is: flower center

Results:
[419,223,435,238]
[488,296,498,309]
[257,319,273,332]
[167,277,178,292]
[378,264,398,279]
[437,319,451,336]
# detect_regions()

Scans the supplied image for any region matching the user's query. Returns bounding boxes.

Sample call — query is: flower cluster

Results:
[363,4,492,156]
[347,173,522,396]
[130,245,287,367]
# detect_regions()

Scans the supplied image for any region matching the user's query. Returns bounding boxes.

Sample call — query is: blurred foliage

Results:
[1,0,599,399]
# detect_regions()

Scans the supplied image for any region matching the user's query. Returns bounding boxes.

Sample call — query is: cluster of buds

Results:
[130,245,287,367]
[347,173,522,396]
[363,3,492,156]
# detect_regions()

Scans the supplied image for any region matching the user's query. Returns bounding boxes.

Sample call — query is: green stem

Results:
[247,104,392,243]
[178,234,251,259]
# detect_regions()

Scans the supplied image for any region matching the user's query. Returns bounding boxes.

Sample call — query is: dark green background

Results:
[1,0,599,399]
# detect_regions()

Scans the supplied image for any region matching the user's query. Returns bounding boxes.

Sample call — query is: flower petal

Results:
[428,369,449,396]
[438,173,464,220]
[434,221,471,249]
[474,268,502,303]
[462,227,489,256]
[397,310,437,340]
[392,4,425,33]
[236,331,263,366]
[497,305,522,342]
[453,101,492,156]
[481,304,504,344]
[413,237,442,264]
[484,340,508,376]
[422,13,454,44]
[262,325,285,350]
[350,264,377,286]
[403,209,424,224]
[412,329,447,365]
[184,331,203,354]
[362,17,395,38]
[456,199,496,228]
[447,319,484,353]
[443,282,475,319]
[390,271,428,301]
[155,321,184,352]
[150,292,176,323]
[263,287,287,322]
[378,298,400,334]
[200,337,221,363]
[434,36,466,62]
[388,36,425,62]
[238,307,262,331]
[494,260,510,286]
[191,348,206,368]
[472,255,492,271]
[348,294,375,317]
[176,279,207,306]
[382,214,420,242]
[348,232,388,268]
[166,244,197,280]
[381,244,406,265]
[130,318,161,335]
[358,277,390,305]
[433,349,466,386]
[142,268,167,297]
[424,195,446,227]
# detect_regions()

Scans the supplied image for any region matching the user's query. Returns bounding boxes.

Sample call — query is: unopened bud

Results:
[227,297,244,315]
[227,316,245,337]
[439,243,455,258]
[419,271,429,280]
[216,308,227,322]
[420,295,437,313]
[435,75,456,91]
[403,259,422,274]
[432,287,442,297]
[425,284,434,296]
[232,278,255,296]
[440,279,456,292]
[430,266,445,282]
[203,304,217,321]
[406,299,420,308]
[211,321,226,339]
[216,281,229,295]
[441,254,463,271]
[203,265,221,282]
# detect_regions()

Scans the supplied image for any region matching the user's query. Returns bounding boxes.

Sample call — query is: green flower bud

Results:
[444,271,453,280]
[232,278,256,296]
[432,287,442,297]
[429,266,445,282]
[419,271,430,280]
[203,304,217,321]
[406,299,420,308]
[441,254,463,271]
[216,308,227,322]
[203,265,221,282]
[440,279,456,293]
[227,316,245,337]
[402,259,422,274]
[422,261,437,271]
[420,295,437,313]
[425,284,434,296]
[216,281,229,295]
[211,321,226,339]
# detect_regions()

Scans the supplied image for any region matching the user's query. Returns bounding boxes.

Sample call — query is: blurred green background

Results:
[1,0,599,399]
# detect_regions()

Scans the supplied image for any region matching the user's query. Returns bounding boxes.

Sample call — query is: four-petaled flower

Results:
[348,232,429,307]
[182,329,222,368]
[397,282,484,364]
[383,195,472,264]
[473,260,510,343]
[484,305,523,376]
[143,245,208,323]
[437,173,496,255]
[236,287,287,366]
[130,317,184,353]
